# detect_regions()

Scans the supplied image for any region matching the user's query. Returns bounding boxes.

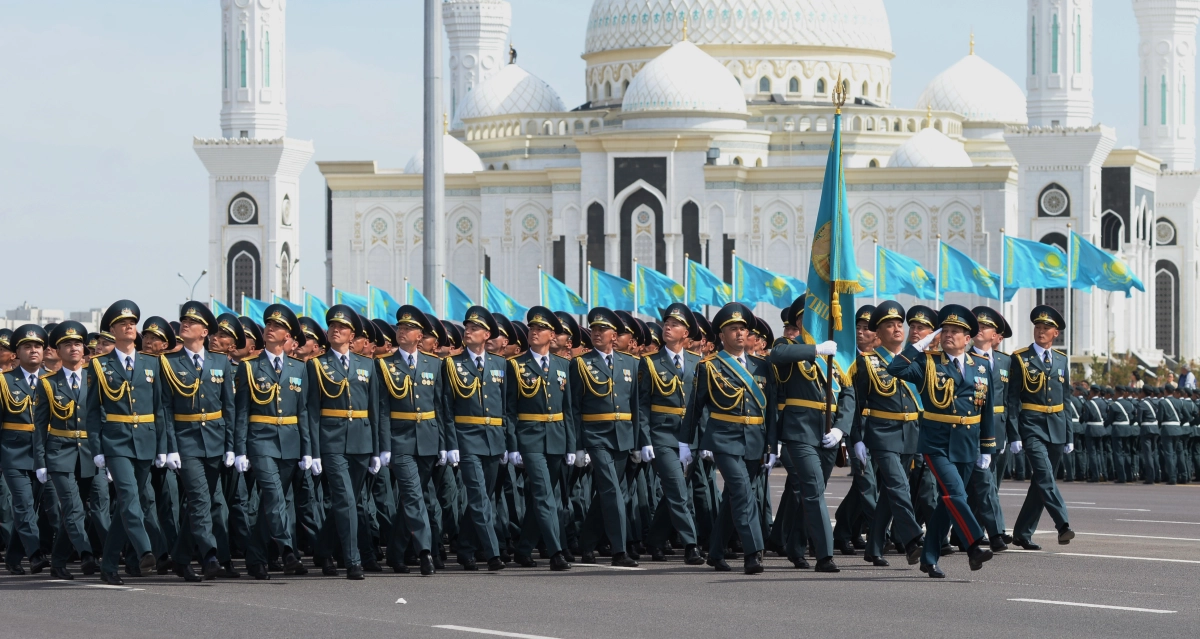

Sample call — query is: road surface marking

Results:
[1069,506,1150,511]
[434,625,561,639]
[1032,531,1200,542]
[1008,598,1175,614]
[1065,501,1096,505]
[48,580,143,591]
[1116,519,1200,525]
[570,563,646,571]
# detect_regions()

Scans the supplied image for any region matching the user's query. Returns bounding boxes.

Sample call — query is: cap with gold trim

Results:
[371,319,395,348]
[972,306,1012,338]
[752,316,774,345]
[299,316,329,351]
[855,304,876,326]
[238,317,265,351]
[441,320,464,349]
[661,303,699,341]
[264,304,305,346]
[783,294,807,329]
[579,326,594,350]
[868,300,906,332]
[511,321,529,352]
[215,313,247,351]
[141,316,177,350]
[587,307,625,334]
[906,305,937,330]
[424,313,446,343]
[0,328,12,351]
[694,313,714,343]
[463,306,499,340]
[179,301,217,332]
[554,311,580,348]
[50,321,87,347]
[493,314,515,342]
[395,305,434,334]
[630,317,650,346]
[646,322,663,347]
[527,306,563,333]
[712,302,755,331]
[12,324,47,349]
[615,311,639,341]
[938,304,979,337]
[326,305,364,338]
[1029,304,1065,331]
[101,300,141,332]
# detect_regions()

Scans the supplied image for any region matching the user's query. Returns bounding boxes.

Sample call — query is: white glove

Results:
[154,454,167,468]
[640,446,656,462]
[584,453,592,466]
[914,328,942,352]
[1063,443,1074,454]
[762,453,778,471]
[700,450,714,461]
[630,449,643,463]
[299,456,312,471]
[368,456,381,475]
[821,427,844,449]
[447,450,460,465]
[565,452,577,466]
[854,441,869,464]
[976,453,991,469]
[499,450,509,465]
[678,443,693,468]
[573,450,587,467]
[437,450,448,466]
[93,454,106,469]
[816,340,838,357]
[234,455,250,473]
[379,451,392,467]
[105,470,113,483]
[311,458,323,475]
[1010,440,1023,455]
[223,451,235,467]
[165,452,181,470]
[35,468,48,484]
[509,451,523,467]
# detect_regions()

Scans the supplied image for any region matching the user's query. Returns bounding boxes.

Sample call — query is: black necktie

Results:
[407,353,415,369]
[340,354,349,370]
[70,373,79,391]
[956,358,964,378]
[125,356,133,373]
[541,356,549,374]
[274,357,282,375]
[605,354,612,370]
[1043,350,1051,365]
[28,374,36,388]
[193,354,203,372]
[476,356,484,373]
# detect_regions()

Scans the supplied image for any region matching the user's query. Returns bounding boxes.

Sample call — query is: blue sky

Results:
[0,0,1155,320]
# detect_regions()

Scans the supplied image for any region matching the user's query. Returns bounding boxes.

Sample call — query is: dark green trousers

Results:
[515,452,566,556]
[647,445,697,548]
[1013,437,1069,540]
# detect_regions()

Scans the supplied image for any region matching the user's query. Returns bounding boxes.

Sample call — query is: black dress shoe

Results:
[967,544,993,571]
[707,556,731,571]
[514,553,538,568]
[156,555,174,575]
[50,566,74,580]
[80,554,98,576]
[29,554,49,574]
[625,544,641,561]
[487,556,506,571]
[282,552,302,575]
[101,571,125,586]
[432,554,446,570]
[789,556,810,569]
[815,557,840,573]
[1057,526,1075,545]
[904,539,923,566]
[864,555,890,567]
[322,558,339,576]
[836,539,856,556]
[989,538,1009,553]
[549,552,571,571]
[362,558,384,573]
[743,552,764,575]
[610,552,638,568]
[1012,538,1042,551]
[6,561,25,575]
[561,550,575,563]
[203,555,221,579]
[248,564,271,580]
[393,563,411,573]
[999,533,1014,545]
[175,563,203,582]
[218,561,241,578]
[579,552,596,564]
[650,547,666,562]
[684,545,704,566]
[139,552,156,575]
[268,559,284,572]
[851,535,866,550]
[419,551,435,576]
[346,564,365,580]
[939,543,955,556]
[920,562,945,578]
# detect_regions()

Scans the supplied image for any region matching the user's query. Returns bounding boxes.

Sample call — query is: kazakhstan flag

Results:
[589,267,635,311]
[1004,236,1068,301]
[1071,231,1145,298]
[333,288,369,315]
[368,285,403,321]
[482,278,529,321]
[636,263,685,317]
[444,279,474,320]
[241,295,271,321]
[733,256,805,308]
[273,295,304,315]
[939,242,999,300]
[406,282,436,316]
[304,292,329,328]
[540,271,588,314]
[877,245,936,300]
[211,298,236,318]
[686,259,732,310]
[800,110,862,378]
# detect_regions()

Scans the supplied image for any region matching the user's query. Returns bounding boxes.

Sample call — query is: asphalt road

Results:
[2,470,1197,639]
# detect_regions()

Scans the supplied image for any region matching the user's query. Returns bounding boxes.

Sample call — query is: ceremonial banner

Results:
[482,278,529,321]
[686,258,732,310]
[589,267,635,311]
[406,282,436,316]
[368,285,403,321]
[1071,231,1145,298]
[733,255,805,308]
[273,295,304,315]
[939,241,1000,300]
[241,295,271,321]
[212,298,236,317]
[540,271,588,314]
[636,263,685,317]
[333,288,368,315]
[304,292,329,328]
[443,278,474,321]
[877,245,936,300]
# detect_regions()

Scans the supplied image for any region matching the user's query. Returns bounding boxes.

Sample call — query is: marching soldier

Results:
[832,305,878,556]
[86,301,168,585]
[2,324,49,575]
[210,313,250,577]
[505,306,574,571]
[1108,385,1136,483]
[904,305,939,526]
[1159,383,1185,485]
[965,306,1012,551]
[1006,305,1075,549]
[1137,386,1159,483]
[1082,385,1109,483]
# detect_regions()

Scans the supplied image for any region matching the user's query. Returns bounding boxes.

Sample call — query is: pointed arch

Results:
[513,203,547,304]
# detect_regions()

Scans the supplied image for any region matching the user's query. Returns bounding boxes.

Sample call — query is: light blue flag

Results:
[482,278,529,321]
[733,256,804,308]
[211,298,236,317]
[589,267,635,311]
[444,279,474,321]
[877,245,936,300]
[1003,236,1068,301]
[304,292,329,328]
[939,242,1000,300]
[686,259,732,310]
[333,288,368,315]
[242,295,271,321]
[540,271,588,315]
[367,285,403,321]
[273,295,304,315]
[1071,231,1145,298]
[636,264,685,317]
[800,111,863,379]
[406,282,436,316]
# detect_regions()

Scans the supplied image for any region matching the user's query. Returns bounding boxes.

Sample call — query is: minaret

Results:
[195,0,313,309]
[1026,0,1094,127]
[443,0,512,128]
[1134,0,1200,171]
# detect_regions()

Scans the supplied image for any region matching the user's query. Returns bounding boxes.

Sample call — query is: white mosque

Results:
[198,0,1200,365]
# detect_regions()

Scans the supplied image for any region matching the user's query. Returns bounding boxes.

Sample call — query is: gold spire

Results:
[682,16,688,42]
[970,31,975,55]
[832,72,847,114]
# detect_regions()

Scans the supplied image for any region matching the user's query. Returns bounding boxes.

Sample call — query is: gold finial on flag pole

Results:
[832,72,847,114]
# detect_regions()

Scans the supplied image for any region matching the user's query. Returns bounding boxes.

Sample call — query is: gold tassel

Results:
[831,291,843,331]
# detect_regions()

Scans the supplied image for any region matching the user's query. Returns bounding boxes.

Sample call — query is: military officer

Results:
[0,329,15,371]
[571,307,642,568]
[377,305,442,576]
[887,305,996,578]
[903,305,939,526]
[442,306,509,571]
[34,321,108,579]
[638,303,704,566]
[234,303,312,580]
[309,305,381,579]
[1158,383,1186,484]
[1137,385,1159,483]
[965,306,1012,552]
[832,305,878,557]
[1082,385,1109,483]
[505,306,574,571]
[1107,385,1136,483]
[1006,305,1075,550]
[86,301,168,585]
[850,301,925,567]
[159,302,237,581]
[2,324,49,575]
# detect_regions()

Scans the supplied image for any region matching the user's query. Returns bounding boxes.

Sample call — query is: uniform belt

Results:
[320,409,369,419]
[174,410,222,422]
[709,413,765,426]
[1161,421,1181,426]
[861,409,919,422]
[47,426,86,439]
[778,398,834,411]
[106,414,155,424]
[1020,403,1063,414]
[994,406,1005,414]
[249,415,298,425]
[1111,421,1130,425]
[922,413,982,426]
[1085,421,1105,426]
[390,410,436,421]
[516,413,565,422]
[1,422,34,432]
[650,405,687,416]
[455,416,504,426]
[581,413,632,422]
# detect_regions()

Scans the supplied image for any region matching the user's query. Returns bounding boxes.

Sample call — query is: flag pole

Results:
[935,235,942,304]
[731,250,738,303]
[999,228,1006,313]
[403,277,408,304]
[684,253,690,308]
[633,258,639,316]
[824,80,848,437]
[1066,223,1072,356]
[586,261,592,310]
[441,274,446,319]
[480,270,485,310]
[872,239,878,306]
[538,264,544,307]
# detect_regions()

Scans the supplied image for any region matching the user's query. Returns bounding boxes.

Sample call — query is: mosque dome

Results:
[916,52,1027,124]
[621,40,747,115]
[455,64,566,121]
[888,128,973,168]
[404,134,484,174]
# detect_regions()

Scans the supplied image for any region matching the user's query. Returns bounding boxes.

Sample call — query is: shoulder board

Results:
[685,349,701,357]
[772,337,796,348]
[506,354,520,361]
[1012,347,1030,355]
[550,353,569,363]
[700,354,717,363]
[966,355,975,365]
[1052,348,1066,356]
[418,350,440,358]
[287,356,303,364]
[994,349,1008,357]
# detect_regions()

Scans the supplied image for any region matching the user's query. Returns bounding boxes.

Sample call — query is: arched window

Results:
[788,77,800,93]
[1037,233,1069,346]
[227,241,260,310]
[227,193,258,225]
[262,30,270,87]
[876,82,882,98]
[622,79,629,95]
[502,163,509,170]
[861,80,869,96]
[605,82,612,99]
[279,243,292,299]
[239,30,248,88]
[619,190,665,278]
[868,158,879,168]
[1156,260,1180,357]
[587,203,606,270]
[682,201,701,263]
[758,76,771,93]
[733,156,743,166]
[1100,211,1124,250]
[755,158,763,167]
[816,78,826,94]
[842,79,850,94]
